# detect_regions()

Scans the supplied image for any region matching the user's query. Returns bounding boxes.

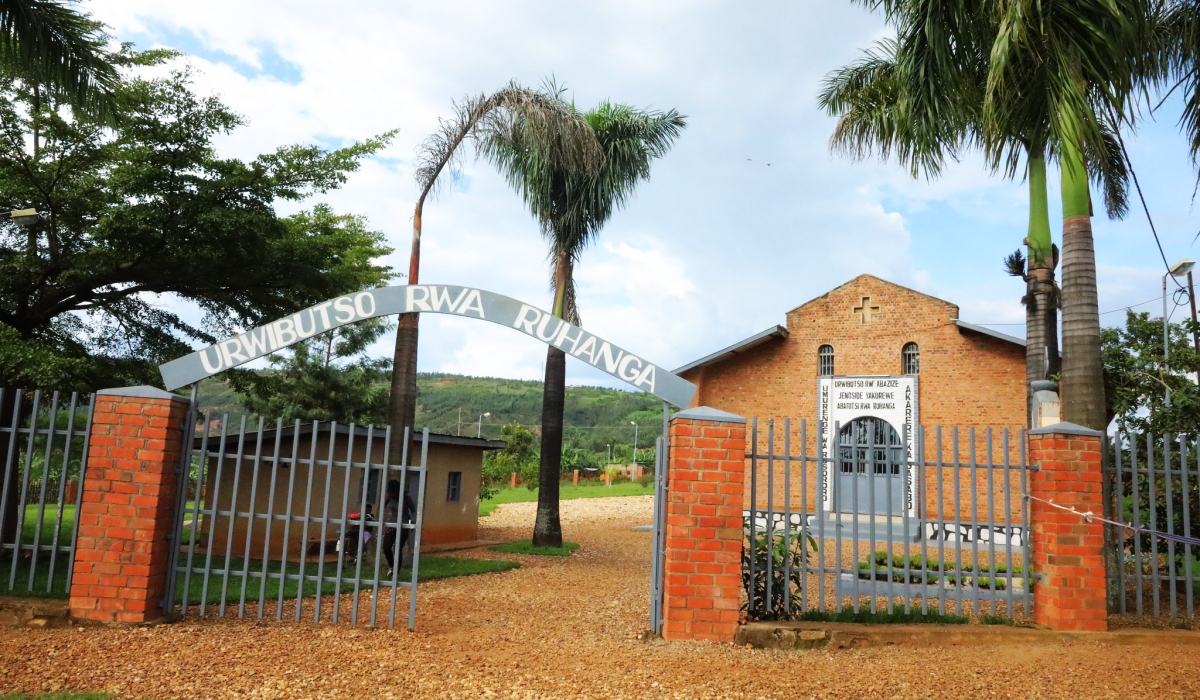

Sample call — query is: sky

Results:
[89,0,1200,390]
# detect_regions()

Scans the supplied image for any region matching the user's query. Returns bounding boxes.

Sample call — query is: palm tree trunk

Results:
[1025,153,1060,426]
[1059,139,1106,430]
[532,250,569,548]
[387,203,424,464]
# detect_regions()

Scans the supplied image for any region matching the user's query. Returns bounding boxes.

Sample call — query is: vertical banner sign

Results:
[816,375,919,516]
[158,285,698,409]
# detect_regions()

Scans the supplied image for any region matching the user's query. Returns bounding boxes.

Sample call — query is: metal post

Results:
[1164,273,1171,407]
[1190,271,1200,356]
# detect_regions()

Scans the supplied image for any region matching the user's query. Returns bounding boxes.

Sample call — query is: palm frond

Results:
[0,0,119,118]
[483,90,686,325]
[415,81,601,207]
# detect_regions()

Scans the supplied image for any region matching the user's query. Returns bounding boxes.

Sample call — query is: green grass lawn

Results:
[2,551,518,603]
[19,503,76,547]
[489,539,580,557]
[480,481,654,516]
[173,554,519,606]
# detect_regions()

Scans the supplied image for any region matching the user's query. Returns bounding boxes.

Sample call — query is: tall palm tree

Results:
[818,28,1065,427]
[0,0,117,117]
[387,83,600,462]
[985,0,1155,430]
[830,0,1146,431]
[484,99,685,547]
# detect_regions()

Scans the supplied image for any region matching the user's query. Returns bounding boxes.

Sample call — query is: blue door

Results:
[834,416,904,515]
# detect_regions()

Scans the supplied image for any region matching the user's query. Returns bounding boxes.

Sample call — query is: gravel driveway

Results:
[1,495,1198,699]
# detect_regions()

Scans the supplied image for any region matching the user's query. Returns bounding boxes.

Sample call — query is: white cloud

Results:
[83,0,1200,393]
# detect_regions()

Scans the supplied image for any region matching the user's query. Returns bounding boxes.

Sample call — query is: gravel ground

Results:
[1,496,1198,699]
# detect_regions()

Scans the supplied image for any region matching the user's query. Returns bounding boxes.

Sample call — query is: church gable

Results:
[677,273,1025,437]
[785,274,958,335]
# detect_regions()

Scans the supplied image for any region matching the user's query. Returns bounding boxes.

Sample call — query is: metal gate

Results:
[745,418,1032,621]
[164,400,429,629]
[1104,431,1199,620]
[0,388,95,598]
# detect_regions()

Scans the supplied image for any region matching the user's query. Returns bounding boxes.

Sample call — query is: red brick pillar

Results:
[1028,422,1107,631]
[663,407,746,642]
[71,386,190,624]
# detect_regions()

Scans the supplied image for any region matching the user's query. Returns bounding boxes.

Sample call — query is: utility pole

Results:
[457,407,462,436]
[1190,271,1199,355]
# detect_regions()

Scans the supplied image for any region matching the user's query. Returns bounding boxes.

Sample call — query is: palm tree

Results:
[828,0,1147,430]
[819,8,1065,427]
[387,83,601,462]
[985,0,1155,430]
[484,98,685,547]
[0,0,118,117]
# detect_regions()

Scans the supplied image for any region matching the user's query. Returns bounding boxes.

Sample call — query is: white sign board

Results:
[816,375,919,515]
[158,284,698,408]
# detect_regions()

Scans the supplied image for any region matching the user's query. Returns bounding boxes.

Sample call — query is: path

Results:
[0,496,1197,699]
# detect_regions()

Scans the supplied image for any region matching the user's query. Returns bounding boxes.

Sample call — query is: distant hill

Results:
[196,372,667,453]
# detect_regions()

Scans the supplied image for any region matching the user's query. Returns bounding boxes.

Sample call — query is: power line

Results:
[971,294,1165,325]
[1109,105,1188,292]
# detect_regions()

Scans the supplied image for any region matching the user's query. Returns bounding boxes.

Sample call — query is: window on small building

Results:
[446,471,462,502]
[818,345,835,376]
[901,342,920,375]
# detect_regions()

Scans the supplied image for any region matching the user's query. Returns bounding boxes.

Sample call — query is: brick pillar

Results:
[71,386,189,624]
[1028,422,1107,631]
[663,406,746,642]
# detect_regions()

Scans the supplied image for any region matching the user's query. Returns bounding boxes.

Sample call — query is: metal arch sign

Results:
[158,284,698,408]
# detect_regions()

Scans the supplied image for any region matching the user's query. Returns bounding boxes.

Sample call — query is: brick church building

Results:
[676,274,1026,431]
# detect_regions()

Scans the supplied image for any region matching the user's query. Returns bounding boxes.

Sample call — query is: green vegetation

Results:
[479,482,654,517]
[796,609,969,625]
[981,615,1017,626]
[489,539,580,557]
[232,318,394,425]
[0,44,392,390]
[197,372,669,464]
[1102,313,1200,433]
[172,554,518,606]
[3,551,518,602]
[20,503,75,546]
[854,552,1024,590]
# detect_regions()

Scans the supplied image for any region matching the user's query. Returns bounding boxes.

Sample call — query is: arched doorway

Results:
[834,416,904,514]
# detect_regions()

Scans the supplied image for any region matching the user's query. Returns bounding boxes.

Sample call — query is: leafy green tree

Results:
[482,423,539,487]
[0,49,393,390]
[232,317,393,424]
[387,82,600,464]
[485,98,685,546]
[1102,311,1200,434]
[560,435,598,473]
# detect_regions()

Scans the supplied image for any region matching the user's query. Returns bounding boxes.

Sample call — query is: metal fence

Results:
[649,435,668,635]
[743,417,1032,621]
[0,388,94,598]
[1104,432,1199,619]
[165,409,429,630]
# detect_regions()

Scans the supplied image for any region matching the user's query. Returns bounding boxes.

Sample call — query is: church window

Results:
[818,345,834,376]
[837,417,903,475]
[902,342,920,375]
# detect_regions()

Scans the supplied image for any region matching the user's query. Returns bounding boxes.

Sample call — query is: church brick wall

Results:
[683,275,1026,455]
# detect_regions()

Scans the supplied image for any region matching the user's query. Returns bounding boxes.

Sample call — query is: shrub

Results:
[742,520,819,620]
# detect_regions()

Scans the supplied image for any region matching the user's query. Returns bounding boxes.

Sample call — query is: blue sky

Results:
[91,0,1200,388]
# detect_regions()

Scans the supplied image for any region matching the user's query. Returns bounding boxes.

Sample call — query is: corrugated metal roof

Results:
[673,325,788,374]
[953,319,1026,347]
